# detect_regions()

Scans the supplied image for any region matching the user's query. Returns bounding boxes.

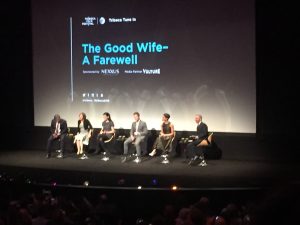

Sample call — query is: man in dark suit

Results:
[122,112,148,163]
[46,114,68,158]
[186,114,208,164]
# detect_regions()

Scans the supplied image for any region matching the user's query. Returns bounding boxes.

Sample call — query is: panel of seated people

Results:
[46,113,222,162]
[51,128,221,159]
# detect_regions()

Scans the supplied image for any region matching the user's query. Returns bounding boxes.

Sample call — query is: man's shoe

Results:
[198,155,207,166]
[79,153,88,159]
[46,154,51,159]
[121,156,127,163]
[198,159,208,167]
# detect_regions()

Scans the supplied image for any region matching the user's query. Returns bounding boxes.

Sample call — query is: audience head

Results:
[189,207,207,225]
[252,183,300,225]
[175,207,190,225]
[133,112,140,122]
[214,216,226,225]
[193,196,210,216]
[103,112,112,121]
[219,203,241,225]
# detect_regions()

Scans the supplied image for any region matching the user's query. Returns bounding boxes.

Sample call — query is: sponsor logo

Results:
[82,17,96,26]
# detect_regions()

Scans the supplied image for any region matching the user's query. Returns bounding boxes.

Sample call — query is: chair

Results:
[100,133,115,161]
[161,131,176,164]
[197,132,213,147]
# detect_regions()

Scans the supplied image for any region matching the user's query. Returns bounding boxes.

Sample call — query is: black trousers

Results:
[95,133,112,153]
[186,139,204,159]
[47,134,66,155]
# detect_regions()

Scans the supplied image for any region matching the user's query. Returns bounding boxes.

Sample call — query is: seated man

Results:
[149,113,175,157]
[186,114,208,165]
[46,114,68,159]
[121,112,148,163]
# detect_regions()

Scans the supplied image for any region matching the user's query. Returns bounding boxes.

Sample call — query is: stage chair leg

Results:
[79,145,89,160]
[101,152,110,161]
[133,156,141,163]
[198,155,207,167]
[161,153,170,164]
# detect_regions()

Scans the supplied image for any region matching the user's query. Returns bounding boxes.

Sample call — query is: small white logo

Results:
[82,17,96,26]
[99,17,105,25]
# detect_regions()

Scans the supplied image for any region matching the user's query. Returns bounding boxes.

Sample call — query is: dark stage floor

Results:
[0,149,299,190]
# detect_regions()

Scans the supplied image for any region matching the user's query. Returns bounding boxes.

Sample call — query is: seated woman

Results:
[149,113,175,156]
[95,112,115,155]
[74,112,93,155]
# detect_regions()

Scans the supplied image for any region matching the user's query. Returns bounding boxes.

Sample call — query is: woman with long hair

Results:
[95,112,115,155]
[74,112,93,155]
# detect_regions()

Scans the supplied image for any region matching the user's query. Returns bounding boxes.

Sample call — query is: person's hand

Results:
[131,135,135,141]
[134,131,139,136]
[100,130,103,134]
[189,135,196,140]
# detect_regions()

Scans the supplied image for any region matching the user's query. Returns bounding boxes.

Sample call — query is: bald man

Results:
[186,114,208,164]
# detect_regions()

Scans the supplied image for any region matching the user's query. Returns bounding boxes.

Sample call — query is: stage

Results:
[0,146,299,190]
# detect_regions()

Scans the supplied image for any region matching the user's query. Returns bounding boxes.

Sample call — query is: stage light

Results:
[52,182,57,186]
[83,181,89,186]
[171,185,178,191]
[137,185,142,190]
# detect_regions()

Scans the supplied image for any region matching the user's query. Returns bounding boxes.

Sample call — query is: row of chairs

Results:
[84,131,213,165]
[60,130,218,166]
[77,131,178,164]
[79,131,115,160]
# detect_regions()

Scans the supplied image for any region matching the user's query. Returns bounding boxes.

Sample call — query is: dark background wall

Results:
[0,1,298,150]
